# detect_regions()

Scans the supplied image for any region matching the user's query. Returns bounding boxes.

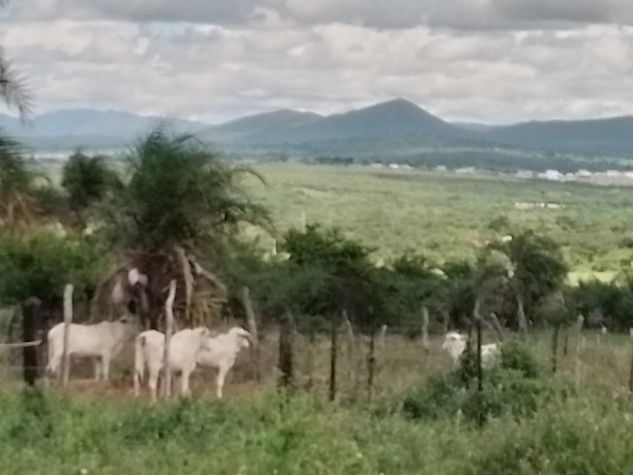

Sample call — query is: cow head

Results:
[117,315,142,337]
[442,331,467,362]
[229,326,252,349]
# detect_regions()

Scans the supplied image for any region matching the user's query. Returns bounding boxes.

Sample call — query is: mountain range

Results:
[3,98,633,157]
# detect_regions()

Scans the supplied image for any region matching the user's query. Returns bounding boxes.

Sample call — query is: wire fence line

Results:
[0,340,42,348]
[0,320,631,400]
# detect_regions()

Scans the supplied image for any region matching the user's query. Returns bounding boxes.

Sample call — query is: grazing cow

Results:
[441,331,501,369]
[47,316,140,381]
[134,327,213,401]
[196,327,252,399]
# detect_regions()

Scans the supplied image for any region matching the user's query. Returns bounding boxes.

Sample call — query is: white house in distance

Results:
[537,169,564,181]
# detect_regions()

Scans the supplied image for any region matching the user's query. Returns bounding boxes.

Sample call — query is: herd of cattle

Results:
[45,316,253,401]
[42,317,499,400]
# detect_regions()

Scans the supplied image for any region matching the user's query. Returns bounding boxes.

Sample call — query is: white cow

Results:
[441,331,501,369]
[47,316,140,381]
[134,327,213,401]
[196,327,252,399]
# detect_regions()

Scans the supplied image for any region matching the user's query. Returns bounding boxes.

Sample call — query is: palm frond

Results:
[0,50,32,119]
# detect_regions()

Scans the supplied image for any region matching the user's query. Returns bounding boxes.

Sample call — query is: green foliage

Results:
[403,340,547,425]
[1,387,633,474]
[0,49,31,117]
[282,225,379,328]
[472,397,633,474]
[567,279,633,330]
[113,130,268,251]
[0,232,104,305]
[490,230,568,325]
[499,339,542,378]
[0,136,40,227]
[61,151,122,218]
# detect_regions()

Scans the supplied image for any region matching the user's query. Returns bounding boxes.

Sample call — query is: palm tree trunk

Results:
[516,293,529,333]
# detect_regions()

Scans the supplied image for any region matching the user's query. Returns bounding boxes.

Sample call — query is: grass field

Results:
[2,330,633,474]
[42,160,633,273]
[245,163,633,274]
[19,161,633,473]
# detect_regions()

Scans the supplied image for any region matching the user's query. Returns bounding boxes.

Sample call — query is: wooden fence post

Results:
[628,328,633,394]
[162,280,177,399]
[487,312,505,342]
[342,311,355,390]
[22,298,41,387]
[61,284,73,388]
[552,325,560,374]
[475,300,484,428]
[421,307,430,355]
[378,324,387,349]
[329,314,339,401]
[278,311,294,390]
[241,287,261,382]
[367,329,377,401]
[575,314,584,387]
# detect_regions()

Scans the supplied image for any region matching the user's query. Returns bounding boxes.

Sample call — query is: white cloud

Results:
[2,1,633,123]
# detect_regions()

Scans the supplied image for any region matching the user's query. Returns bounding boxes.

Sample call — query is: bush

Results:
[499,339,541,378]
[403,341,550,425]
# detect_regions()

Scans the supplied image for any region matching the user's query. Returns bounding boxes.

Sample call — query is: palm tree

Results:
[0,26,36,228]
[61,151,122,227]
[0,137,41,228]
[93,130,269,329]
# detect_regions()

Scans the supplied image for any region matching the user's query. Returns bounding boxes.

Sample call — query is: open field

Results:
[15,160,633,474]
[2,330,633,474]
[41,160,633,273]
[245,163,633,274]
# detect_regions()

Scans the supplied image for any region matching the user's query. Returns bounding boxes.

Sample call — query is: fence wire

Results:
[0,323,631,399]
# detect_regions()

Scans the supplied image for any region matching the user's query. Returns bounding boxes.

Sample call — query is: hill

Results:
[200,98,469,145]
[0,109,207,150]
[201,109,322,143]
[4,100,633,164]
[486,116,633,154]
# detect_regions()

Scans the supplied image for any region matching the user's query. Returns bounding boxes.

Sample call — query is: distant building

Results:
[538,169,563,181]
[455,167,476,174]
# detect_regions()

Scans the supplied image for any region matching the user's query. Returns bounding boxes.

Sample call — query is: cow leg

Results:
[46,353,61,387]
[216,365,230,399]
[101,353,111,381]
[133,368,142,397]
[181,370,192,398]
[148,370,159,403]
[47,354,61,380]
[93,359,102,380]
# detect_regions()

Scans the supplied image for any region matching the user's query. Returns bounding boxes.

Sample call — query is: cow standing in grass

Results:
[47,316,140,382]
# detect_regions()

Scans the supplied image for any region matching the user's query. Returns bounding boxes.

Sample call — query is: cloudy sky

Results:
[2,0,633,124]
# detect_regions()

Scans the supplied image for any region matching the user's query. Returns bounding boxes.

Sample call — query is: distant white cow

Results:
[134,327,213,401]
[47,316,140,381]
[441,331,501,369]
[196,327,252,399]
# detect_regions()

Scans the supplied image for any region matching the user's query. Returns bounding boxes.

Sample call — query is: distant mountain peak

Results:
[379,97,421,108]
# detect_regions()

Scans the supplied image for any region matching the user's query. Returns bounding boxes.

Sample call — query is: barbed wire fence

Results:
[2,303,633,401]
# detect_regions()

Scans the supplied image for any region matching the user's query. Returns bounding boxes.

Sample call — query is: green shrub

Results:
[500,339,542,378]
[403,342,550,425]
